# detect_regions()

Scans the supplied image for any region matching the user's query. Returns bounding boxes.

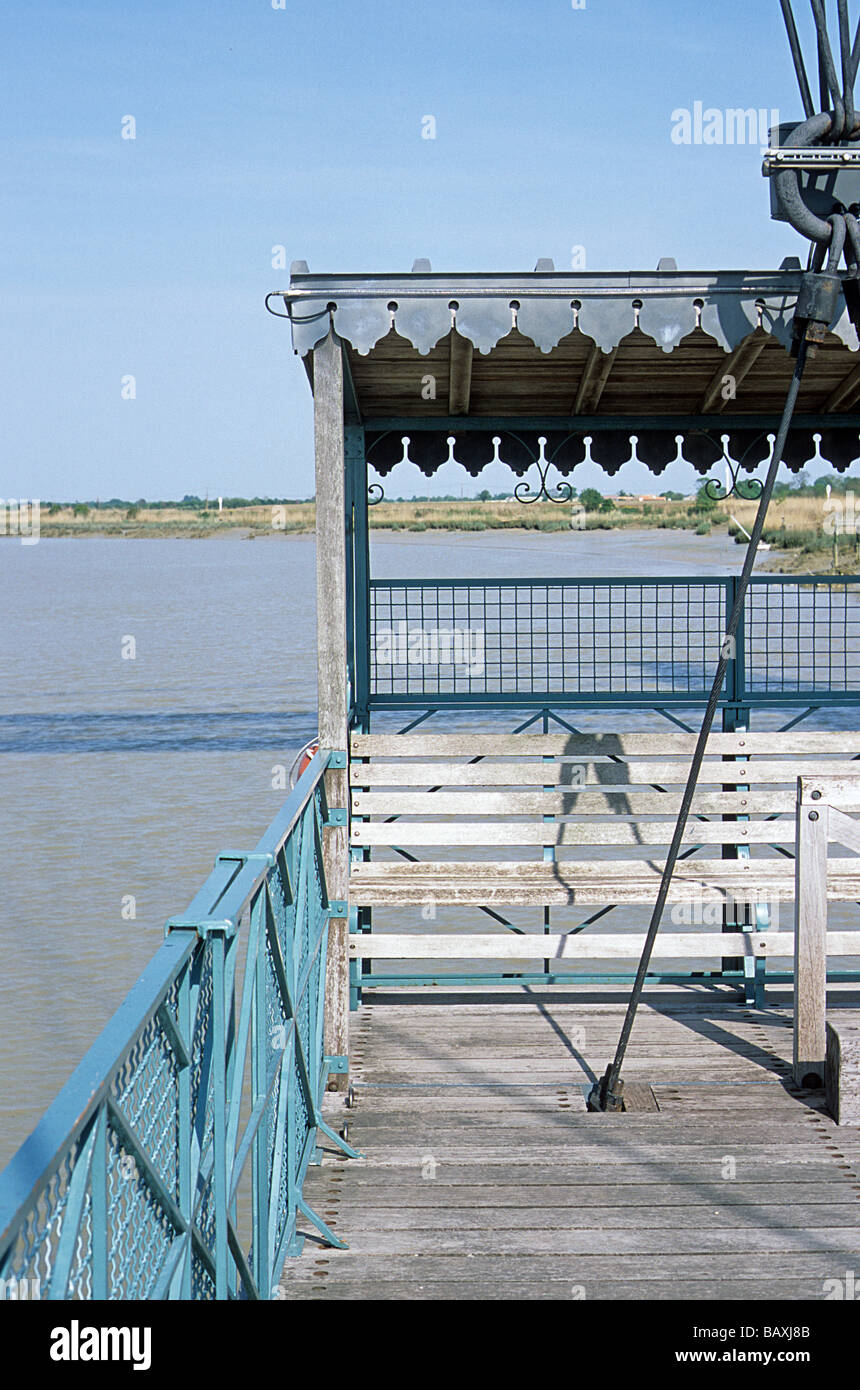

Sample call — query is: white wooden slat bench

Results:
[347,733,860,1085]
[348,731,860,910]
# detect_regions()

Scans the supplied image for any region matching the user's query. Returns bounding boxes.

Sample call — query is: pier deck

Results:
[278,984,860,1301]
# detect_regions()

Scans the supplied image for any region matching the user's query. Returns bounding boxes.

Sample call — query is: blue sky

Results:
[0,0,832,500]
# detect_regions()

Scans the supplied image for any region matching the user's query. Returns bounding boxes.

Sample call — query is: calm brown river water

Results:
[0,530,856,1164]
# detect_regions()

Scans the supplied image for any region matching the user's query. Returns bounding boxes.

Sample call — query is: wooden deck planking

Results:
[277,985,860,1301]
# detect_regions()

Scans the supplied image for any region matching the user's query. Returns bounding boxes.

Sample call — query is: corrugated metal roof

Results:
[280,265,857,357]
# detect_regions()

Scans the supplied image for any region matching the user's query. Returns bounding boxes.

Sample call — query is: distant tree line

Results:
[771,471,855,498]
[44,472,855,514]
[42,495,313,511]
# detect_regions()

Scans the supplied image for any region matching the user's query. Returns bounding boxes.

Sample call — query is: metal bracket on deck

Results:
[327,750,348,769]
[328,900,348,917]
[296,1198,349,1251]
[324,1054,349,1074]
[324,808,348,827]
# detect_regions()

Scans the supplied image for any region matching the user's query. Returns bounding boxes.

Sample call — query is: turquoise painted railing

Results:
[0,749,355,1300]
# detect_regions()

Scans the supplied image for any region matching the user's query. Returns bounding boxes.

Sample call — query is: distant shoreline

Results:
[6,496,857,573]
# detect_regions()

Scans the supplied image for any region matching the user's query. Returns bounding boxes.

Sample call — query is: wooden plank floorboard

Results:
[324,1163,857,1184]
[324,1205,860,1230]
[276,985,860,1302]
[279,1278,845,1302]
[296,1228,860,1255]
[311,1184,858,1207]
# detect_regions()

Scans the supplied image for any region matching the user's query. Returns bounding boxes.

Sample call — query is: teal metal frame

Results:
[339,371,860,1004]
[349,703,860,1004]
[0,750,359,1301]
[362,574,860,712]
[348,565,860,1006]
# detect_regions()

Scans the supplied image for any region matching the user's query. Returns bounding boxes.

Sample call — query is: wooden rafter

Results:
[573,344,617,414]
[448,331,473,415]
[823,361,860,412]
[698,331,769,414]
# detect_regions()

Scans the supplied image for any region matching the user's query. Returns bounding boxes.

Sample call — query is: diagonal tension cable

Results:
[781,0,816,116]
[838,0,856,129]
[587,0,860,1113]
[587,335,811,1112]
[812,0,847,133]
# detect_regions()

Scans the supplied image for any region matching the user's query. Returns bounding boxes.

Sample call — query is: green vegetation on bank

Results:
[17,474,860,571]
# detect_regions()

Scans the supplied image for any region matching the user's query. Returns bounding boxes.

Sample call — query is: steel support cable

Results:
[588,338,811,1112]
[812,0,847,135]
[811,232,829,272]
[809,209,849,270]
[819,28,832,112]
[264,292,333,324]
[838,0,856,128]
[776,4,860,244]
[845,210,860,269]
[827,211,848,268]
[781,0,816,116]
[774,110,860,242]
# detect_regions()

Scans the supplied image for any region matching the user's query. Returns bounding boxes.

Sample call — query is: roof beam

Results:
[698,332,768,414]
[823,361,860,412]
[448,331,473,415]
[365,411,860,431]
[573,345,617,414]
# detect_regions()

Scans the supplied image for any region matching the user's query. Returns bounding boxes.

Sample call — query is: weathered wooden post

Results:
[313,330,350,1089]
[826,1022,860,1125]
[793,778,828,1087]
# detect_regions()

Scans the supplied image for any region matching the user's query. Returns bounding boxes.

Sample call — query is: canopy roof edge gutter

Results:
[279,266,849,357]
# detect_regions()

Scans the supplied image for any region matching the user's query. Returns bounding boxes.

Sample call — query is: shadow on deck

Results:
[277,983,860,1302]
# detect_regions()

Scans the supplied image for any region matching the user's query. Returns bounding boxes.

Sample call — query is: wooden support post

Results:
[314,331,350,1090]
[793,778,828,1087]
[826,1022,860,1125]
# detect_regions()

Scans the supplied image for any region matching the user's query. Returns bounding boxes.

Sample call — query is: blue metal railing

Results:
[0,750,355,1301]
[364,575,860,709]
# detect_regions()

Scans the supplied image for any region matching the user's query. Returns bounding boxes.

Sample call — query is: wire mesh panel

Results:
[369,576,860,706]
[369,579,728,704]
[745,578,860,696]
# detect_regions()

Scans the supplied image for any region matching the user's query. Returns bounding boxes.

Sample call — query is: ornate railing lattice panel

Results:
[0,751,356,1301]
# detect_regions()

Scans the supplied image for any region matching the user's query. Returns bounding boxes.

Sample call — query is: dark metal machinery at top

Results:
[588,1,860,1114]
[771,0,860,342]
